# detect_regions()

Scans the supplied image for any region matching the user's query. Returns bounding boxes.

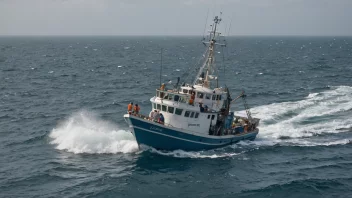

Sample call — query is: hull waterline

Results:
[124,114,258,151]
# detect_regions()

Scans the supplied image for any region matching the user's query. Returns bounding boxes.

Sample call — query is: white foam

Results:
[49,110,138,154]
[148,147,240,159]
[245,86,352,147]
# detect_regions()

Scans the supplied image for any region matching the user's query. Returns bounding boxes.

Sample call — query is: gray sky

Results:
[1,0,351,36]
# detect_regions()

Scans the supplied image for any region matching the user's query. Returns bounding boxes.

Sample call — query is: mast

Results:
[193,14,225,88]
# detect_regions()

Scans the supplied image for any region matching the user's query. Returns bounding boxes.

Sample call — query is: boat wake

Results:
[49,110,138,154]
[49,86,351,157]
[151,86,352,158]
[249,85,352,147]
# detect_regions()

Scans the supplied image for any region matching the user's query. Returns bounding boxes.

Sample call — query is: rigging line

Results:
[160,48,163,86]
[202,9,210,40]
[181,49,207,81]
[181,48,209,84]
[221,45,226,86]
[225,14,233,72]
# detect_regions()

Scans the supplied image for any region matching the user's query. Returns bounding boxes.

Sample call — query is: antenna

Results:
[160,48,163,87]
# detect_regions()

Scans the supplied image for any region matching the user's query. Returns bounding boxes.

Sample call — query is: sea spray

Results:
[50,110,138,154]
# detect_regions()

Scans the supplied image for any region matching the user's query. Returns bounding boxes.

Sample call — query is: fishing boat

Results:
[123,14,260,151]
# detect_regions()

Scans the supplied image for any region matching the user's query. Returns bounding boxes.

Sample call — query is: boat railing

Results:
[156,89,190,104]
[130,112,167,126]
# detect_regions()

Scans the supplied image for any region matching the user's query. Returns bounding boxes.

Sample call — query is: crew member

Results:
[160,83,165,91]
[154,110,160,122]
[127,102,133,114]
[149,110,157,120]
[158,113,164,125]
[134,104,140,115]
[160,83,165,98]
[189,92,195,105]
[199,103,205,112]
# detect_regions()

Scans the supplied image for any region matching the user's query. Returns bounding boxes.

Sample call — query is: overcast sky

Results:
[1,0,351,36]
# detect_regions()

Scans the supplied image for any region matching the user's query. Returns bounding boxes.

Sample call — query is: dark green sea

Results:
[1,36,352,197]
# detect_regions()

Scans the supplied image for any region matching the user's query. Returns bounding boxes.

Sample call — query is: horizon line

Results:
[1,34,352,37]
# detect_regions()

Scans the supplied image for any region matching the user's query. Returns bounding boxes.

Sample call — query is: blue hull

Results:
[124,115,259,151]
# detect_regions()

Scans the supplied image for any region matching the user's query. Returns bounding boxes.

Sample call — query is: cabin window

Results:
[174,95,180,102]
[168,106,174,114]
[205,94,211,99]
[175,108,183,115]
[153,103,156,109]
[211,115,215,120]
[156,90,160,97]
[207,115,210,119]
[212,95,216,100]
[197,92,204,98]
[163,93,169,100]
[157,104,161,110]
[190,112,195,118]
[184,111,190,117]
[179,96,187,103]
[188,90,193,94]
[183,89,188,94]
[219,95,222,100]
[195,113,199,118]
[168,94,174,100]
[216,95,220,100]
[162,105,167,112]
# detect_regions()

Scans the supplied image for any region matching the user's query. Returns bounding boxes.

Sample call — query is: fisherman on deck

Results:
[160,83,165,98]
[127,102,133,114]
[199,103,205,112]
[149,110,157,121]
[189,92,195,105]
[160,83,165,91]
[204,105,208,112]
[154,110,160,122]
[158,113,165,125]
[134,104,140,115]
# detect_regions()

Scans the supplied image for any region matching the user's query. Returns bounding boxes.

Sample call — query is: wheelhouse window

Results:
[211,115,215,120]
[153,103,156,109]
[207,115,210,119]
[205,94,211,99]
[157,104,161,110]
[190,112,195,118]
[168,94,174,100]
[183,89,188,94]
[179,96,187,103]
[197,92,204,98]
[212,95,216,100]
[168,106,174,114]
[188,90,193,94]
[175,108,183,115]
[174,95,180,102]
[162,105,167,112]
[216,95,220,100]
[184,111,190,117]
[195,113,199,118]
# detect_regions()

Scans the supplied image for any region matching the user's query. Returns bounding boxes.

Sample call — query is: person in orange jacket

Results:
[127,102,133,114]
[134,104,140,114]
